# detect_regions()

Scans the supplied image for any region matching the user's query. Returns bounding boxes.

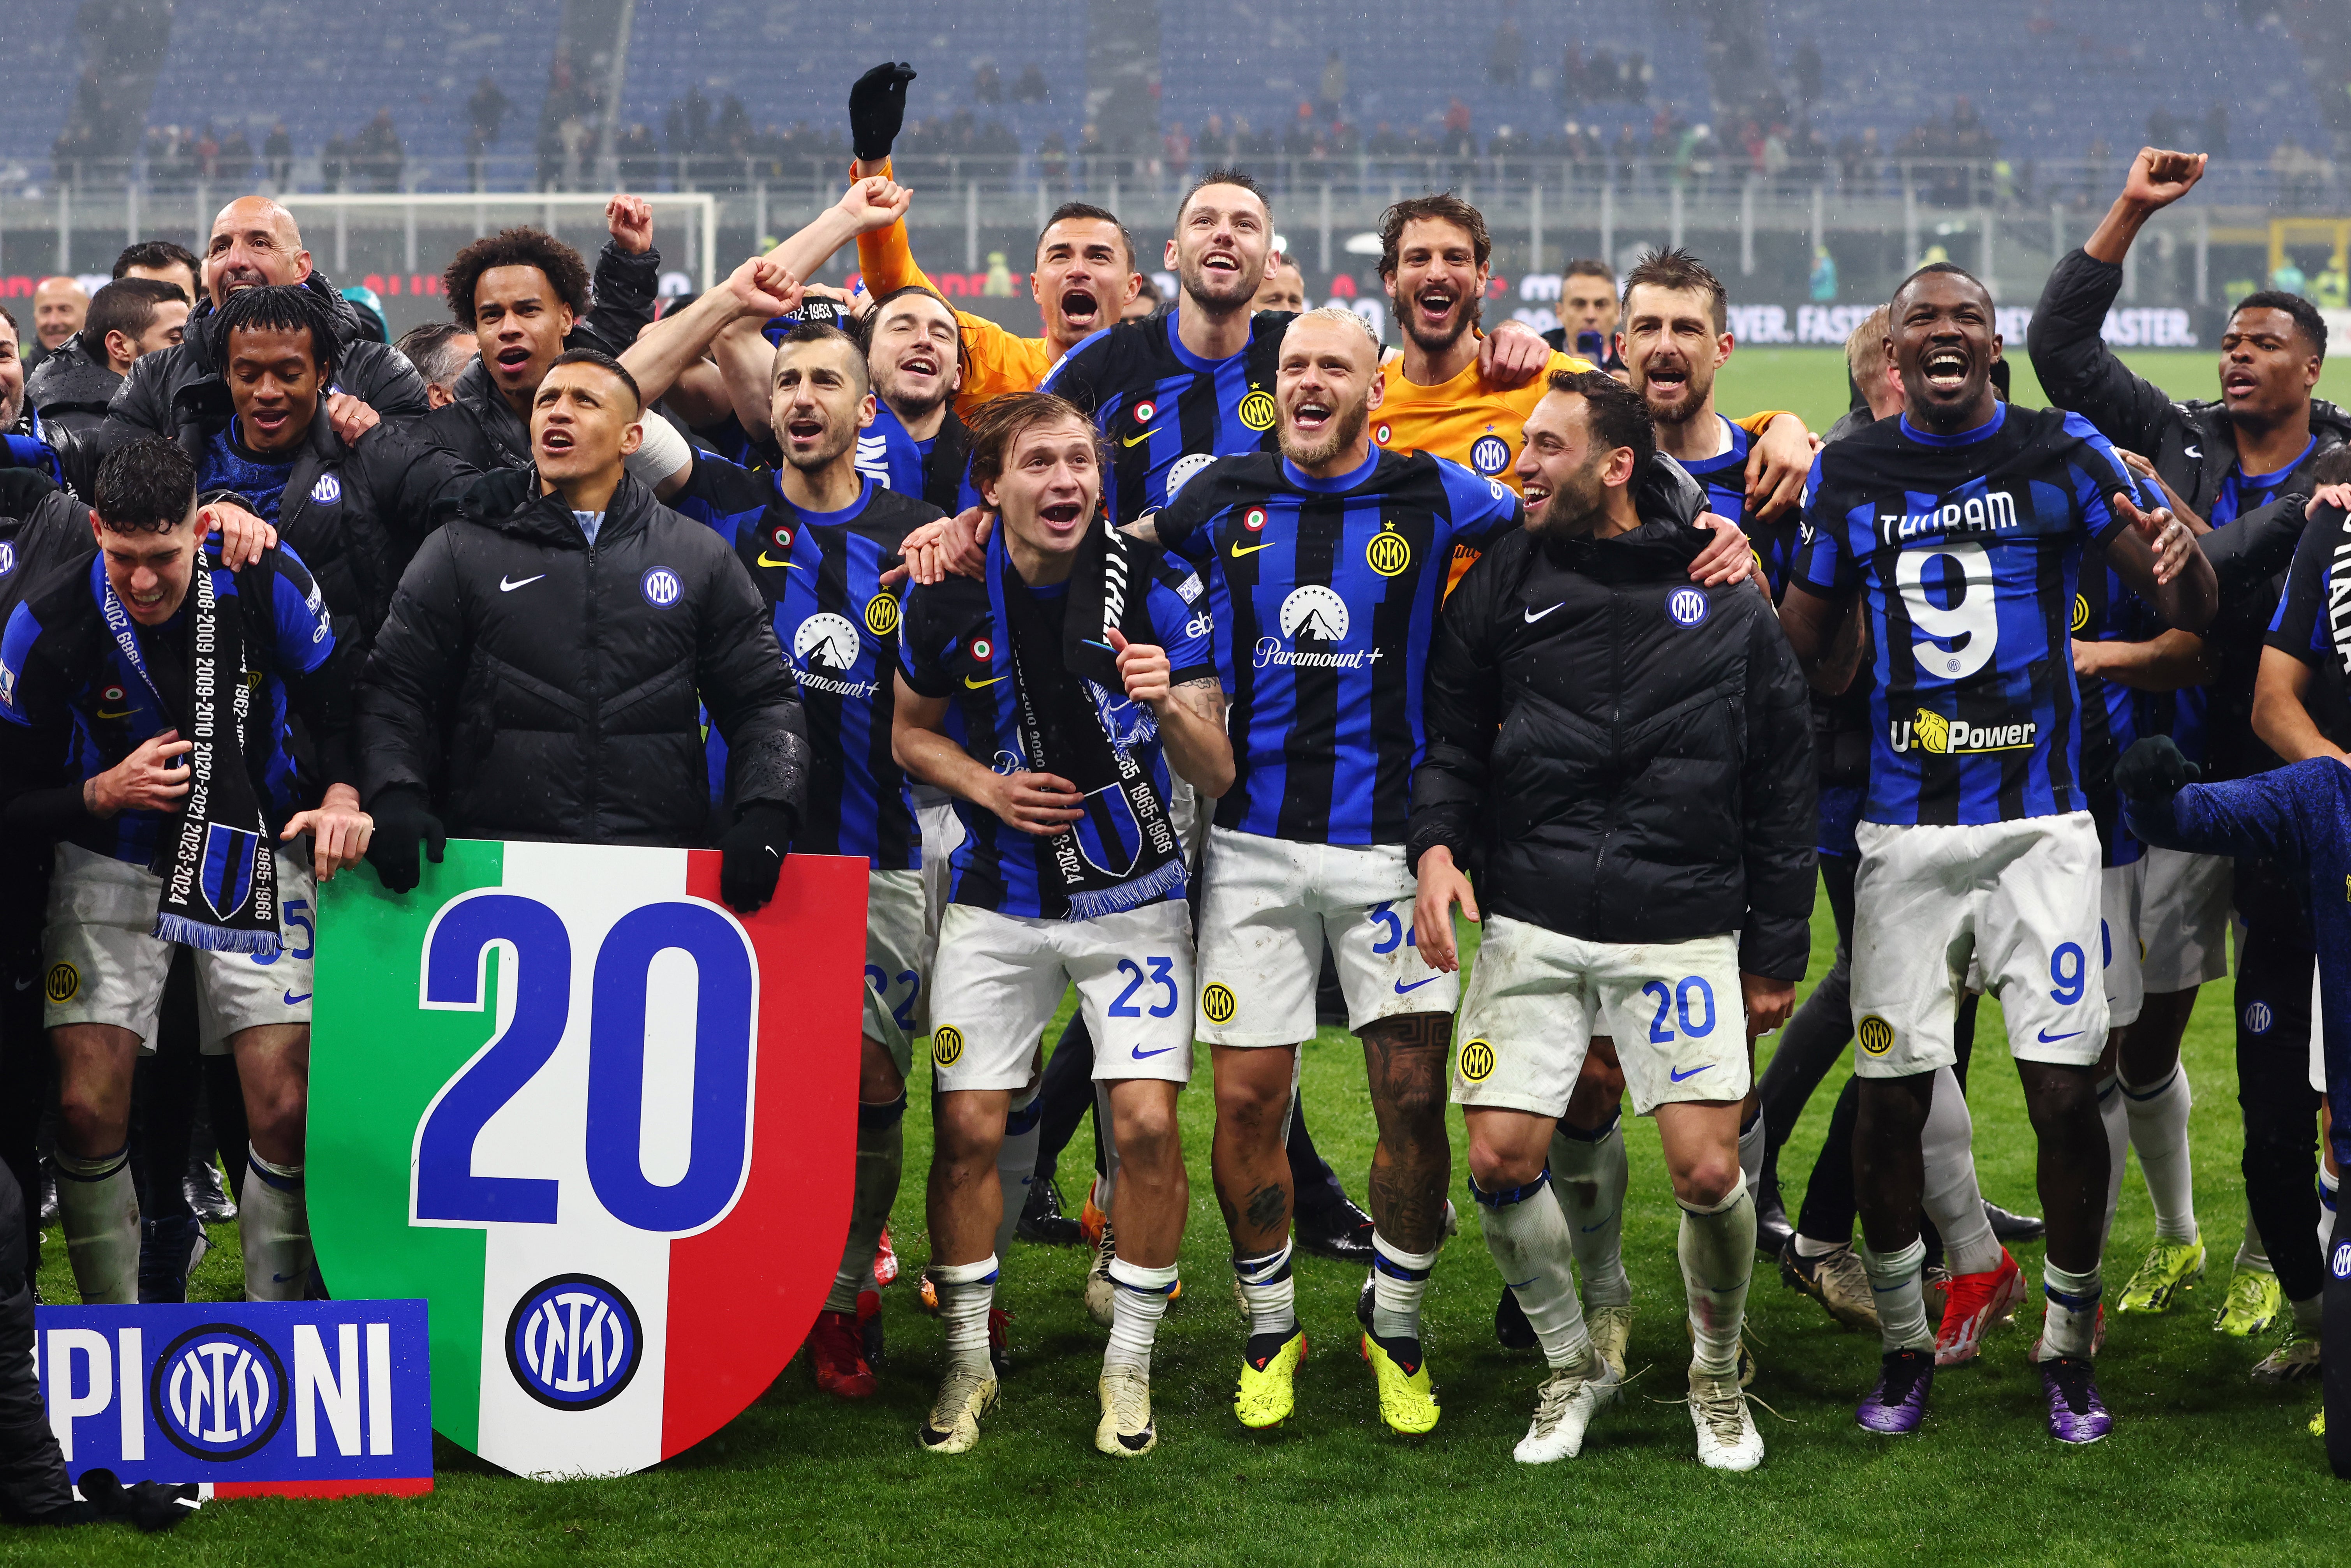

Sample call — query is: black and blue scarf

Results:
[98,548,280,953]
[988,518,1186,920]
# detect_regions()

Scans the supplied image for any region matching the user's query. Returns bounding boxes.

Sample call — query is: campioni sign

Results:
[36,1299,432,1497]
[309,841,866,1480]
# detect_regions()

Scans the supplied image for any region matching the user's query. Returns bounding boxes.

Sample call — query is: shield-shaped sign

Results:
[308,840,865,1479]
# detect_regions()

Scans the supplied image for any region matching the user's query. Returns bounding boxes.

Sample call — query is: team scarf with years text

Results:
[97,548,280,952]
[989,516,1186,920]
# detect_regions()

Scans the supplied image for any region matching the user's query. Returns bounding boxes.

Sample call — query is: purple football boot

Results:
[1856,1348,1934,1433]
[2038,1355,2113,1444]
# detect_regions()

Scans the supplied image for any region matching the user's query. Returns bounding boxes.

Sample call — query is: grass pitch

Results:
[15,348,2343,1564]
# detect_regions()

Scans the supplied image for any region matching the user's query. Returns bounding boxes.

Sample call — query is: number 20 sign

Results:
[308,840,866,1480]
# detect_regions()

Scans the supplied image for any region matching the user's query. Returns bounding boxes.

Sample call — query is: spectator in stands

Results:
[1164,123,1192,188]
[25,278,188,438]
[217,126,254,186]
[1321,51,1348,122]
[354,110,404,193]
[263,122,292,187]
[115,239,200,305]
[26,279,88,377]
[1489,12,1523,88]
[101,196,433,455]
[975,60,1001,104]
[396,322,477,412]
[469,77,513,148]
[1013,62,1049,104]
[1793,39,1823,108]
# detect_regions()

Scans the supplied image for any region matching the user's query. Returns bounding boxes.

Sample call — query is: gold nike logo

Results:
[1230,539,1274,557]
[964,674,1008,689]
[1121,430,1155,447]
[755,551,804,570]
[97,708,132,720]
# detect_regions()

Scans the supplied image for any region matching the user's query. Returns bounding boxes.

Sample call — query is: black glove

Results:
[717,803,794,914]
[2115,735,2200,802]
[366,786,447,894]
[76,1470,194,1533]
[849,61,918,162]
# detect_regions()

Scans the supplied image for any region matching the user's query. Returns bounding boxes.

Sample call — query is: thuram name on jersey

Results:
[1877,488,2019,547]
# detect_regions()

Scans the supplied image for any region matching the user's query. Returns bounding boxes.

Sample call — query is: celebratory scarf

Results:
[989,517,1185,920]
[97,548,280,953]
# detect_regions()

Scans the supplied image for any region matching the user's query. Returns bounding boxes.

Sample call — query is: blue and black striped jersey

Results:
[852,400,981,517]
[1152,446,1521,845]
[898,541,1215,920]
[0,543,336,866]
[673,459,941,870]
[2073,541,2148,867]
[1793,402,2140,828]
[1038,310,1292,524]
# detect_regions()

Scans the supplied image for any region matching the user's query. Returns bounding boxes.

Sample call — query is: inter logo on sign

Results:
[506,1275,643,1412]
[155,1323,287,1461]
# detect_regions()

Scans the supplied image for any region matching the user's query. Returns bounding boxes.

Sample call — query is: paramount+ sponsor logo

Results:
[1889,708,2038,755]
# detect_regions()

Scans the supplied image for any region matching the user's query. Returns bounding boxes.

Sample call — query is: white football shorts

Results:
[1849,812,2108,1077]
[1452,917,1750,1116]
[927,899,1194,1092]
[1193,827,1457,1047]
[43,840,317,1053]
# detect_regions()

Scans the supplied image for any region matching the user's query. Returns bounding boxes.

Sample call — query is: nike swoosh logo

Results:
[499,574,545,592]
[96,708,132,719]
[2037,1027,2083,1043]
[755,551,804,570]
[1131,1045,1178,1059]
[1669,1064,1712,1083]
[1122,430,1155,447]
[1393,976,1441,994]
[1506,1276,1539,1290]
[11,978,31,992]
[964,674,1008,689]
[1523,603,1565,623]
[1230,539,1274,557]
[284,991,311,1006]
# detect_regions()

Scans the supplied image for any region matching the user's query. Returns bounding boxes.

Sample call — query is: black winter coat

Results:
[1409,516,1817,981]
[100,269,430,456]
[358,467,808,846]
[23,333,119,438]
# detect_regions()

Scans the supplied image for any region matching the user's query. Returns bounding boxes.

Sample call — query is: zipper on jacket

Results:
[1588,590,1627,937]
[583,541,601,837]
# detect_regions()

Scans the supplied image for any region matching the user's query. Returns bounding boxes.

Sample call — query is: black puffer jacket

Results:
[23,332,119,438]
[358,467,807,845]
[410,241,663,475]
[1410,514,1817,981]
[100,269,430,456]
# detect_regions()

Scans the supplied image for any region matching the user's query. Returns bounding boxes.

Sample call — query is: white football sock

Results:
[827,1095,905,1313]
[1793,1232,1844,1259]
[1737,1107,1764,1198]
[1920,1065,2000,1276]
[1678,1183,1755,1378]
[2039,1260,2102,1360]
[54,1145,138,1305]
[1551,1116,1630,1309]
[2095,1074,2129,1253]
[241,1147,313,1302]
[2122,1066,2198,1244]
[932,1256,998,1374]
[992,1084,1043,1261]
[2319,1167,2338,1258]
[1233,1243,1298,1340]
[1103,1258,1179,1375]
[1860,1235,1933,1353]
[1473,1170,1591,1371]
[1369,1231,1439,1345]
[2237,1208,2273,1274]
